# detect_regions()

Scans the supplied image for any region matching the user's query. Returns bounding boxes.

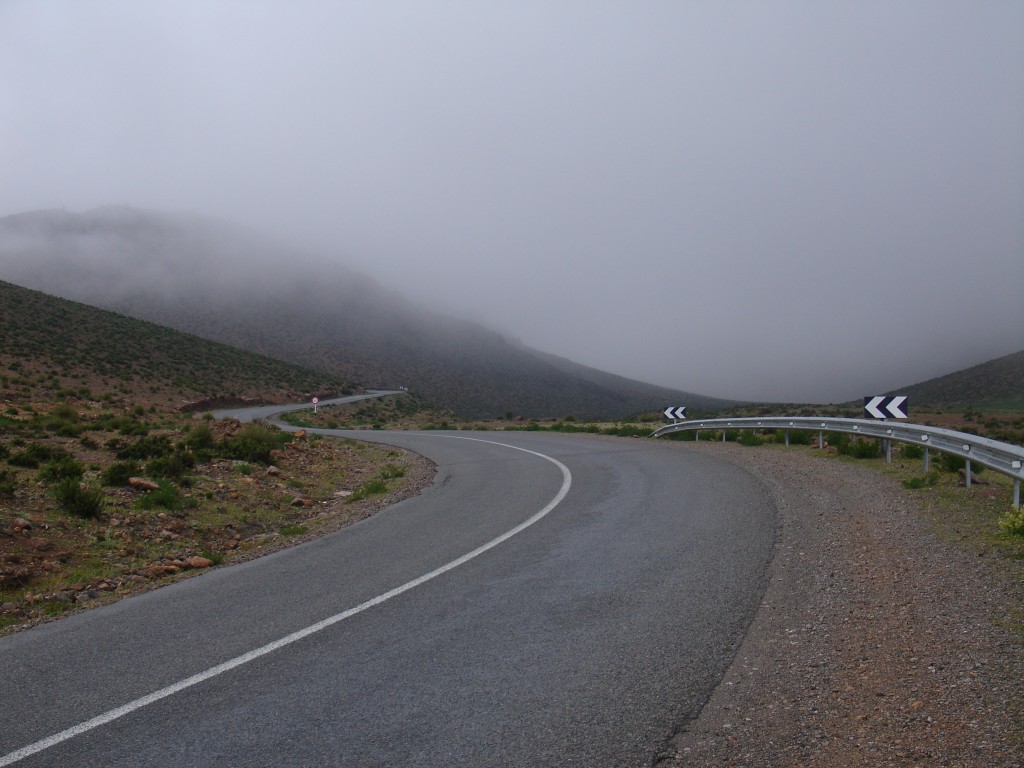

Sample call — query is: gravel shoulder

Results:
[658,442,1024,767]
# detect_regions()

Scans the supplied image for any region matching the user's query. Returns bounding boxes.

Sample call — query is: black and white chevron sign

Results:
[663,406,687,420]
[863,395,908,419]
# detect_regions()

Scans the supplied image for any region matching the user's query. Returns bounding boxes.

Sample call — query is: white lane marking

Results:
[0,438,571,767]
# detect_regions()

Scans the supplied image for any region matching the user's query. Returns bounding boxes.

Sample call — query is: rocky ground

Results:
[0,416,433,636]
[658,442,1023,767]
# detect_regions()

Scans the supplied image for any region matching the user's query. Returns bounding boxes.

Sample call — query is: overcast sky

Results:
[2,1,1022,402]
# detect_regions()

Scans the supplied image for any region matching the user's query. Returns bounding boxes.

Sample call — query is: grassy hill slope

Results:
[0,279,353,410]
[891,349,1024,410]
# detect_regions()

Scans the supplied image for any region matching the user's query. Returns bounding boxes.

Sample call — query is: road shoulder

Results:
[659,442,1023,766]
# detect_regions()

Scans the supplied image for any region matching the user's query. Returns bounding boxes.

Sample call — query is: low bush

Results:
[146,451,196,480]
[116,434,173,460]
[902,472,940,490]
[835,436,881,459]
[8,443,67,468]
[901,443,925,459]
[739,431,764,447]
[52,478,105,519]
[938,451,984,475]
[184,422,214,451]
[998,506,1024,536]
[102,460,140,486]
[347,478,389,502]
[135,481,184,511]
[0,469,16,497]
[220,421,289,464]
[38,457,85,482]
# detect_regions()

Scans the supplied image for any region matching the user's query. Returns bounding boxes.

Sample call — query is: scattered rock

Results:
[128,477,160,492]
[144,564,179,579]
[186,556,214,569]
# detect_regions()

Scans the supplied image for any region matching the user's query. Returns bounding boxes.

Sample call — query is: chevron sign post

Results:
[663,406,687,421]
[864,395,908,419]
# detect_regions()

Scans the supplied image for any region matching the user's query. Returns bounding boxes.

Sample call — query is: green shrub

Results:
[39,457,85,482]
[0,469,16,497]
[102,460,140,486]
[117,434,173,460]
[9,443,67,468]
[739,431,764,447]
[937,451,983,474]
[347,478,389,502]
[135,481,184,511]
[146,452,195,480]
[836,436,880,458]
[998,506,1024,536]
[184,422,214,450]
[116,418,150,436]
[220,422,288,464]
[380,464,406,479]
[901,443,925,459]
[52,478,105,518]
[902,472,940,489]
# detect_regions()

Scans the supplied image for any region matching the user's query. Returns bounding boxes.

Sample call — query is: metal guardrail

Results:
[652,416,1024,508]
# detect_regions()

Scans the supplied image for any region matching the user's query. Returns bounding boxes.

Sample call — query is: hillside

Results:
[0,279,353,410]
[0,207,732,418]
[891,349,1024,410]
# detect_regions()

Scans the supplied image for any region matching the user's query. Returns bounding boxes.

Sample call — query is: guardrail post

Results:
[885,438,892,464]
[722,430,726,442]
[818,431,823,449]
[785,429,789,447]
[1014,479,1020,510]
[924,446,930,472]
[965,460,972,488]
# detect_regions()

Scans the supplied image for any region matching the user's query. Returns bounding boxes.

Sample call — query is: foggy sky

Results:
[2,1,1022,403]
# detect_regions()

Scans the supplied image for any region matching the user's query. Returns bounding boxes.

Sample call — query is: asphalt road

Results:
[0,426,776,767]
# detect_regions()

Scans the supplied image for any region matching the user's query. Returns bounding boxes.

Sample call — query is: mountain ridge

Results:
[0,207,732,418]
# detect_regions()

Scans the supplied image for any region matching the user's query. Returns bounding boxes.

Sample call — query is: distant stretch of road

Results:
[210,389,406,421]
[0,406,776,767]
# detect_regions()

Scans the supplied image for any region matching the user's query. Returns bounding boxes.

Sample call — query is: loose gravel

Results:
[658,442,1023,767]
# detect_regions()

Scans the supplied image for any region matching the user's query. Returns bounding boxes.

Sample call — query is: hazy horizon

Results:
[2,2,1021,402]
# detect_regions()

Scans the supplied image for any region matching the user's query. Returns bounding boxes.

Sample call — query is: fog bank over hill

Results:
[0,207,731,418]
[2,3,1021,402]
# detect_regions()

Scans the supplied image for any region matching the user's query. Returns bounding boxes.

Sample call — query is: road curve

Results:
[0,427,776,767]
